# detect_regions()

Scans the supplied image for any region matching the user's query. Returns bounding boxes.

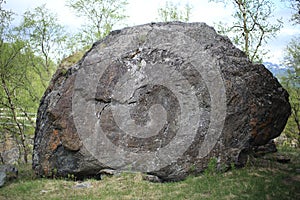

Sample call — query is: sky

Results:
[3,0,300,64]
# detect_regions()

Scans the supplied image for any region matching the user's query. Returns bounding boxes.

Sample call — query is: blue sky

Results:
[3,0,300,64]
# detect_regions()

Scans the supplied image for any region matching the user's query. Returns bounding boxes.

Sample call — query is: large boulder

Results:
[32,22,291,181]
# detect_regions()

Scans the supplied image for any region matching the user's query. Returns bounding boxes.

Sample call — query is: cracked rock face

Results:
[33,22,291,181]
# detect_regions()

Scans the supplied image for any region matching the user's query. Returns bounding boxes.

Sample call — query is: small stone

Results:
[73,182,92,189]
[98,169,117,179]
[142,174,162,183]
[276,155,291,163]
[99,169,116,176]
[40,190,49,194]
[253,139,277,157]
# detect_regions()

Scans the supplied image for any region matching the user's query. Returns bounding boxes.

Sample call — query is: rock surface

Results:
[0,132,20,164]
[33,22,291,181]
[253,139,277,157]
[0,165,18,187]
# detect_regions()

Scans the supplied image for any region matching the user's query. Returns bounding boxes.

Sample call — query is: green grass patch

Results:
[1,148,299,200]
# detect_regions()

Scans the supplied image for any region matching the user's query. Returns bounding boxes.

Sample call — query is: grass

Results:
[0,147,299,200]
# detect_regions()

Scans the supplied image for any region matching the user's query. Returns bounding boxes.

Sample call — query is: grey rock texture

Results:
[33,22,291,181]
[0,165,18,187]
[0,171,5,187]
[0,133,20,165]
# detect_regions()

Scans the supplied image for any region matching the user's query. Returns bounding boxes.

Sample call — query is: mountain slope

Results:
[264,62,288,78]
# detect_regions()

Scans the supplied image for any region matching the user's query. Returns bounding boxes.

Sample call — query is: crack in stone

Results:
[96,103,109,119]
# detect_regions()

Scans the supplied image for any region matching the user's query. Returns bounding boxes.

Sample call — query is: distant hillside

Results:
[263,62,288,79]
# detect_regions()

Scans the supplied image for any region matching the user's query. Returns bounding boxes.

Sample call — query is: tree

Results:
[285,0,300,24]
[279,0,300,147]
[0,41,37,163]
[18,5,68,87]
[0,3,69,163]
[157,1,192,22]
[292,0,300,24]
[66,0,128,49]
[0,0,13,38]
[210,0,282,62]
[281,37,300,147]
[0,1,35,162]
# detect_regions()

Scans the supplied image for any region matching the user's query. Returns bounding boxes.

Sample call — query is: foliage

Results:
[0,41,35,163]
[18,5,68,82]
[204,157,218,176]
[0,0,13,37]
[284,0,300,24]
[291,0,300,24]
[210,0,282,63]
[59,51,85,70]
[66,0,128,49]
[0,148,299,199]
[281,37,300,147]
[0,0,31,163]
[0,3,69,163]
[157,1,192,22]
